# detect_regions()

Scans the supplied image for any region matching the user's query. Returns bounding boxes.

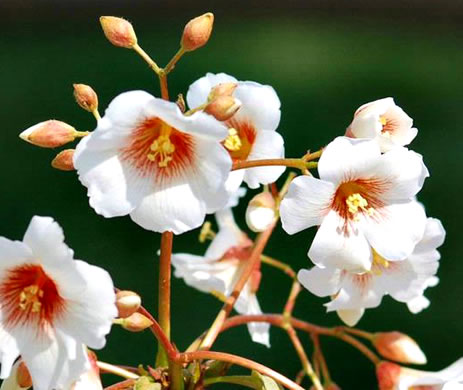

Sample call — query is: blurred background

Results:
[1,0,462,388]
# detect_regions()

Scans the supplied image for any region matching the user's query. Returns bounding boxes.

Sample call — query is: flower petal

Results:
[298,267,341,297]
[280,176,335,235]
[336,309,365,327]
[245,293,270,348]
[309,211,373,272]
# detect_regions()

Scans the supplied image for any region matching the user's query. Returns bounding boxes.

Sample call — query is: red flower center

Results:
[223,118,256,162]
[120,117,195,183]
[0,264,65,330]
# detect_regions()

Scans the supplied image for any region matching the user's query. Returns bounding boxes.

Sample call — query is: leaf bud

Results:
[181,13,214,52]
[208,82,237,101]
[51,149,75,171]
[100,16,137,48]
[20,120,77,148]
[121,312,153,332]
[373,332,427,365]
[73,83,99,113]
[204,96,241,121]
[376,361,402,390]
[245,192,276,233]
[116,290,142,318]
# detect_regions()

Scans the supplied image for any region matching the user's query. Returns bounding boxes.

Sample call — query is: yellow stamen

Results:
[199,221,216,243]
[147,134,176,168]
[379,116,387,126]
[224,128,242,151]
[371,250,390,276]
[346,193,374,220]
[19,285,43,313]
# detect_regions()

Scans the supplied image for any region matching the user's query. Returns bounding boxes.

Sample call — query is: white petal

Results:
[243,130,285,189]
[186,73,238,109]
[363,201,426,261]
[309,211,373,272]
[23,216,73,267]
[349,111,383,139]
[376,147,429,201]
[0,238,32,274]
[407,295,430,314]
[0,325,20,379]
[297,267,341,297]
[280,176,335,235]
[317,137,382,186]
[245,294,270,348]
[205,214,241,260]
[225,170,246,194]
[414,218,446,253]
[54,260,116,350]
[336,309,365,327]
[233,82,281,131]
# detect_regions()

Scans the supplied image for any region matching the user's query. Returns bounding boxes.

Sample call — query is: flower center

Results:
[223,118,256,162]
[346,193,374,219]
[121,117,195,181]
[0,264,65,329]
[371,249,390,275]
[379,115,387,126]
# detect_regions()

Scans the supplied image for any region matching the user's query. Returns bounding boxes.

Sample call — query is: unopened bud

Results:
[373,332,427,365]
[376,361,402,390]
[116,290,141,318]
[181,13,214,52]
[73,84,98,112]
[100,16,137,48]
[121,312,153,332]
[51,149,75,171]
[205,96,241,121]
[245,192,276,233]
[17,361,32,388]
[20,120,77,148]
[208,82,237,101]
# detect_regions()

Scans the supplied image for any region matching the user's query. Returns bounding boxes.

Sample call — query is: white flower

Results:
[0,216,117,390]
[346,97,418,152]
[172,198,270,347]
[74,91,232,235]
[280,136,429,273]
[298,217,444,326]
[187,73,285,191]
[71,351,102,390]
[377,359,463,390]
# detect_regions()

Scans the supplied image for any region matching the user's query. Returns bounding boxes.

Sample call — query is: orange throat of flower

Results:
[223,118,256,162]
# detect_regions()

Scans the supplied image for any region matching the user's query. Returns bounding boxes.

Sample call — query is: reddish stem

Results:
[180,351,304,390]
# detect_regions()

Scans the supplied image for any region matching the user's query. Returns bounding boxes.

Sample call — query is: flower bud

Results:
[181,13,214,52]
[100,16,137,48]
[73,84,99,113]
[204,96,241,121]
[20,120,77,148]
[376,361,402,390]
[245,192,276,233]
[116,290,141,318]
[121,312,153,332]
[373,332,427,365]
[17,361,32,388]
[250,269,262,294]
[51,149,75,171]
[208,82,237,101]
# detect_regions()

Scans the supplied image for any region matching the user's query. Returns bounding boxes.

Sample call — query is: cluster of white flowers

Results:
[280,98,445,326]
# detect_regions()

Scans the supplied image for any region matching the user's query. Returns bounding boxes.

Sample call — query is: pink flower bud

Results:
[181,13,214,52]
[205,96,241,121]
[376,361,402,390]
[100,16,137,48]
[16,361,32,388]
[208,82,237,101]
[73,83,99,112]
[373,332,427,365]
[121,312,153,332]
[20,120,77,148]
[51,149,75,171]
[245,192,276,233]
[116,290,142,318]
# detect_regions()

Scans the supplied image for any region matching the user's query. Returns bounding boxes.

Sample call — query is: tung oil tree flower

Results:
[74,90,232,234]
[0,216,116,390]
[187,73,285,192]
[297,217,445,326]
[280,136,429,273]
[172,192,270,347]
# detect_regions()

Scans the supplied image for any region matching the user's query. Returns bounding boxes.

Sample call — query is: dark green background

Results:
[1,1,462,388]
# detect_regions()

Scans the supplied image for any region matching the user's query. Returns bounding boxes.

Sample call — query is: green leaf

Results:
[134,376,162,390]
[251,371,284,390]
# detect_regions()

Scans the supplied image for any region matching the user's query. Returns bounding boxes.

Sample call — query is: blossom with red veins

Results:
[280,136,429,273]
[297,217,444,326]
[171,192,270,347]
[346,97,418,152]
[377,359,463,390]
[186,73,285,192]
[0,216,116,390]
[74,91,232,235]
